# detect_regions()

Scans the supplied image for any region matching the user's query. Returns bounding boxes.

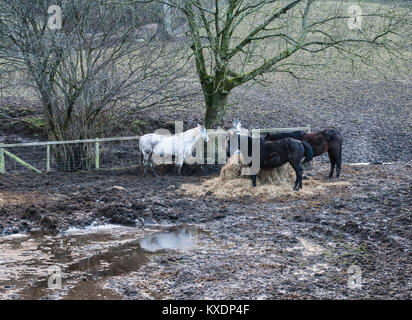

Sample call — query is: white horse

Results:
[227,118,248,156]
[232,118,242,135]
[139,133,164,176]
[139,124,209,176]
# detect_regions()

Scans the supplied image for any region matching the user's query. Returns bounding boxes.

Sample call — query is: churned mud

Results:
[0,161,410,299]
[0,74,411,299]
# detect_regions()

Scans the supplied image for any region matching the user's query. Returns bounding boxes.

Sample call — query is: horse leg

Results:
[251,174,257,187]
[327,150,338,179]
[176,155,184,176]
[299,167,303,189]
[139,151,143,173]
[290,162,303,191]
[336,145,342,178]
[149,153,158,177]
[142,153,148,177]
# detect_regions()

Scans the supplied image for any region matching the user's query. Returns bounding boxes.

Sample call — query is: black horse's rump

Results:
[265,129,343,178]
[227,135,313,190]
[264,130,306,141]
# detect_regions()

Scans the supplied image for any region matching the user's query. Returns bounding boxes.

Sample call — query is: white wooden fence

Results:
[0,126,310,174]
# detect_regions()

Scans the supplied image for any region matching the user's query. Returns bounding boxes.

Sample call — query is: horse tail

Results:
[138,138,145,172]
[324,129,343,162]
[322,128,342,143]
[301,141,313,164]
[139,148,144,172]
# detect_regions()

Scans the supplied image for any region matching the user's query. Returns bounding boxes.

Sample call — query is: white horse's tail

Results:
[139,148,144,172]
[139,136,148,172]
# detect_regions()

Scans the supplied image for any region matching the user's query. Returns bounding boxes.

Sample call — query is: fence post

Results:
[0,147,5,174]
[46,145,51,172]
[95,139,100,170]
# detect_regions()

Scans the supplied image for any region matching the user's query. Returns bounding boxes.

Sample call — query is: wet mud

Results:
[0,161,410,299]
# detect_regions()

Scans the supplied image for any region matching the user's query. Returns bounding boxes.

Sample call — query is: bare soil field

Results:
[0,160,410,299]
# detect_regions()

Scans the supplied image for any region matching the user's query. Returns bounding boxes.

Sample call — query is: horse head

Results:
[226,131,241,158]
[198,123,209,143]
[232,118,242,135]
[225,119,243,158]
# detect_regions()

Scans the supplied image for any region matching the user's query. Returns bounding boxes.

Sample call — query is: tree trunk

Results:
[204,91,229,129]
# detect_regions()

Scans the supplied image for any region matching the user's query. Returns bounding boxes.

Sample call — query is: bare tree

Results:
[130,0,410,128]
[0,0,190,170]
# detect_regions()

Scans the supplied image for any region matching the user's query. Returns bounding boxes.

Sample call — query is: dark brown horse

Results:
[265,129,343,179]
[227,135,313,190]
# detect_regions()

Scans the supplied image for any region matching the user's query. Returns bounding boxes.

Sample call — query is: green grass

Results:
[22,117,46,130]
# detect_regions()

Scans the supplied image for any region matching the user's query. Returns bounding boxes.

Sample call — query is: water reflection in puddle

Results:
[0,224,201,300]
[140,225,198,252]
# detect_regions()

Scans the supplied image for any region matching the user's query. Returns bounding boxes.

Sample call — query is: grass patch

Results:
[21,117,46,131]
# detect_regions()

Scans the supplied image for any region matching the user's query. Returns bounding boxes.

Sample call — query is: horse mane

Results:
[174,126,200,137]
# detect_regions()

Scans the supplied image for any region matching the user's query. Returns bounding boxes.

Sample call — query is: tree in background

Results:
[0,0,189,170]
[138,0,410,128]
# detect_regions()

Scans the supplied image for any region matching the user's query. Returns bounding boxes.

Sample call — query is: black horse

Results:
[264,130,306,141]
[227,135,313,190]
[265,129,343,179]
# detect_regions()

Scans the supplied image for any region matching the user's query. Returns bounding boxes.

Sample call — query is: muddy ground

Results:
[0,161,410,299]
[0,70,411,299]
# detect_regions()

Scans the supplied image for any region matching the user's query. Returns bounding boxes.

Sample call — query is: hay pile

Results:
[180,155,350,201]
[219,154,295,185]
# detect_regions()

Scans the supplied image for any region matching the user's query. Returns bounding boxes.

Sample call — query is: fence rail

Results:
[0,125,310,175]
[0,136,142,148]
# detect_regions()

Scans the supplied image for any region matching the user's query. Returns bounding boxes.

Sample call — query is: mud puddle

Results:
[0,224,201,300]
[140,225,198,252]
